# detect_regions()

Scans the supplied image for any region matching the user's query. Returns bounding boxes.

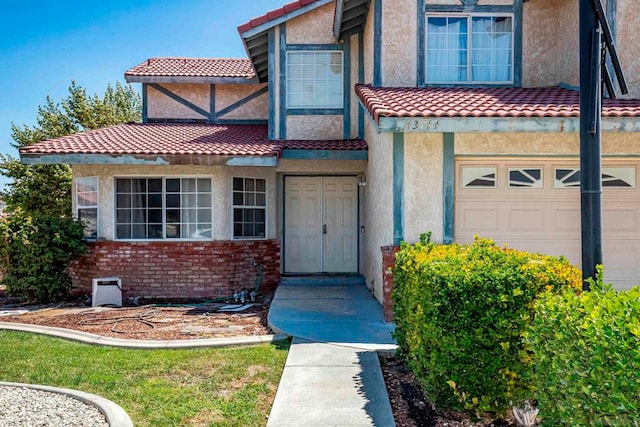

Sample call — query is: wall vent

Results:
[92,277,122,307]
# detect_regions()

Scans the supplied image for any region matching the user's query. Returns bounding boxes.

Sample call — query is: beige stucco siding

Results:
[363,4,374,84]
[617,0,640,98]
[72,165,277,242]
[456,132,640,156]
[147,84,210,120]
[362,122,393,303]
[350,33,360,139]
[286,115,344,140]
[286,2,336,45]
[522,0,560,87]
[277,159,366,174]
[215,84,268,120]
[404,133,444,244]
[381,0,417,87]
[477,0,514,5]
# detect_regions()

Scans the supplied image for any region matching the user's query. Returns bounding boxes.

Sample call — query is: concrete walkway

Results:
[267,277,397,426]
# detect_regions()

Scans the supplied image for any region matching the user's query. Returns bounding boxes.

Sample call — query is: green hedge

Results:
[0,209,87,303]
[527,268,640,425]
[392,235,581,416]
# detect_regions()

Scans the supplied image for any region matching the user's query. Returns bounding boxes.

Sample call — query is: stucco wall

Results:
[147,84,210,120]
[286,115,344,140]
[617,0,640,98]
[404,133,444,244]
[477,0,514,5]
[287,1,336,44]
[363,2,374,84]
[277,159,366,174]
[381,0,417,87]
[351,33,360,138]
[455,132,640,156]
[362,122,394,303]
[215,84,268,120]
[72,165,277,241]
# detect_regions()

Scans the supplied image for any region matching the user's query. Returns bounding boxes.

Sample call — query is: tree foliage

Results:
[0,81,141,301]
[0,81,141,217]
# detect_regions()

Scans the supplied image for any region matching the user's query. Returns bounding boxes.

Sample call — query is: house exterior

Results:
[20,0,640,311]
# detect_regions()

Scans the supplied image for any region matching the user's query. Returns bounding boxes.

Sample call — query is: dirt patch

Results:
[0,294,273,341]
[379,353,518,427]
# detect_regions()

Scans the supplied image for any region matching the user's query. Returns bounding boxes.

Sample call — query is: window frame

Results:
[286,50,344,109]
[425,12,515,85]
[76,176,99,240]
[232,176,268,241]
[113,176,214,242]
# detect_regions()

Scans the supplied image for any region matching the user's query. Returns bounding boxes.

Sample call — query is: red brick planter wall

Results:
[381,245,400,322]
[69,240,281,300]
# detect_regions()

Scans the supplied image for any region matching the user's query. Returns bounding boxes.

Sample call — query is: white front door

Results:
[284,176,358,273]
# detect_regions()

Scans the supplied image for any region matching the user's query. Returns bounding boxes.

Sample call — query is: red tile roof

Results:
[19,123,367,158]
[125,58,256,79]
[237,0,320,34]
[356,85,640,122]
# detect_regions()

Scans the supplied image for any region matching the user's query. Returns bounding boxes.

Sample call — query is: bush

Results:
[0,209,87,303]
[392,234,581,416]
[527,267,640,425]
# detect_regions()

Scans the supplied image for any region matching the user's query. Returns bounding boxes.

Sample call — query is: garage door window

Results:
[554,167,636,189]
[508,168,543,188]
[462,167,497,188]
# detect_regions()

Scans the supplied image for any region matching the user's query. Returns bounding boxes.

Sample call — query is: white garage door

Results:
[455,159,640,290]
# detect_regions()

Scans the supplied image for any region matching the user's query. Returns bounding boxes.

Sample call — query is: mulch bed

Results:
[378,353,518,427]
[0,292,273,341]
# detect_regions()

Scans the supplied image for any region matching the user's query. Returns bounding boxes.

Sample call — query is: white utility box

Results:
[92,277,123,307]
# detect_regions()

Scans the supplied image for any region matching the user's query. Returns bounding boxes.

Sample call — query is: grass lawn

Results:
[0,331,289,426]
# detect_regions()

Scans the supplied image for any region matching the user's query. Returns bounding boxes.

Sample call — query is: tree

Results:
[0,81,141,302]
[0,81,142,217]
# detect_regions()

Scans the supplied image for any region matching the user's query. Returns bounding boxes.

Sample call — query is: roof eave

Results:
[124,75,260,85]
[21,152,278,167]
[376,116,640,133]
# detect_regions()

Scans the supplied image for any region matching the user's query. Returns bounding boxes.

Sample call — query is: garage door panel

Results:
[458,207,499,231]
[507,208,545,231]
[603,208,639,234]
[553,209,581,232]
[456,159,640,290]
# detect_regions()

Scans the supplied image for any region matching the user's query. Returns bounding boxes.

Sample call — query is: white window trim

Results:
[113,176,214,242]
[286,50,344,109]
[425,12,515,85]
[231,176,268,241]
[76,176,99,240]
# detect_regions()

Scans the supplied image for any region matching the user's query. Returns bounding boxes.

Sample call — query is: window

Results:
[233,177,266,239]
[115,178,212,240]
[508,168,543,188]
[76,177,98,239]
[426,14,513,83]
[287,51,343,108]
[554,167,636,189]
[462,166,497,188]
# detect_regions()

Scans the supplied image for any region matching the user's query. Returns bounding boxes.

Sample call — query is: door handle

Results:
[323,224,327,234]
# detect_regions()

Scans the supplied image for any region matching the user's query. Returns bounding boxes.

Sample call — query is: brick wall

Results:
[381,245,400,322]
[69,240,280,300]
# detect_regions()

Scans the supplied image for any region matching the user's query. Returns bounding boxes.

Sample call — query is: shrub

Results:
[0,209,87,303]
[527,267,640,425]
[392,234,581,416]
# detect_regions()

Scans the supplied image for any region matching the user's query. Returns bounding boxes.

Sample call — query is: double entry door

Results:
[284,176,358,273]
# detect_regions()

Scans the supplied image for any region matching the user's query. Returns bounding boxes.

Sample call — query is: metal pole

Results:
[579,0,603,290]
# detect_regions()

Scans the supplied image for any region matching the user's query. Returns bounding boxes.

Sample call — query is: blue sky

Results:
[0,0,286,186]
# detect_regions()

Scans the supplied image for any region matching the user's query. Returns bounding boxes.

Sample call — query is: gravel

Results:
[0,386,108,427]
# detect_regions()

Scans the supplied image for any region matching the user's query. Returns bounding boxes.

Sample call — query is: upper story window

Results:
[426,14,513,84]
[287,51,343,109]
